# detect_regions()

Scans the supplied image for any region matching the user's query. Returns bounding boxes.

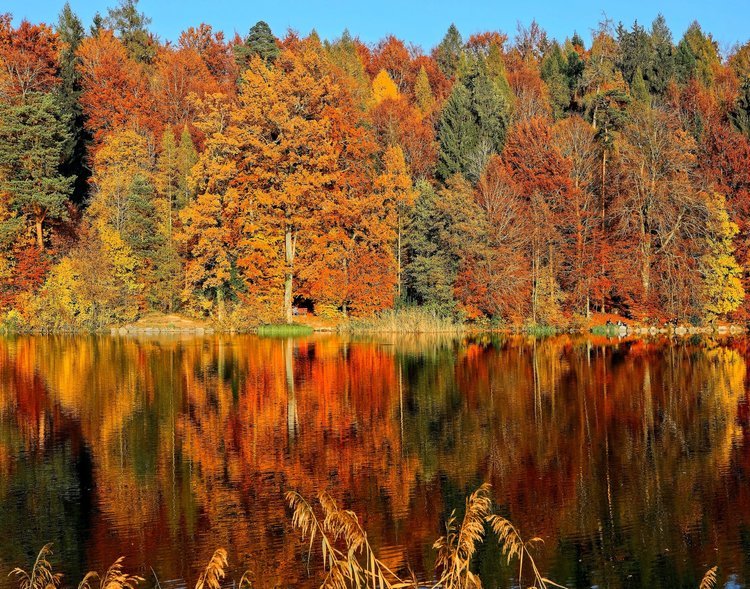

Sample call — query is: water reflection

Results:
[0,334,749,589]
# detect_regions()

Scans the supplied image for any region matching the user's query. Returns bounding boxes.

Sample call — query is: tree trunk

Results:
[397,213,402,298]
[35,218,44,250]
[284,228,294,323]
[216,286,225,323]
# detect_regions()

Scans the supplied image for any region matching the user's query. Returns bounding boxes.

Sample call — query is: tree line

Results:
[1,1,750,329]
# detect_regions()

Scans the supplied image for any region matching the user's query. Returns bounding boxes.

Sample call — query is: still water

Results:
[0,333,749,589]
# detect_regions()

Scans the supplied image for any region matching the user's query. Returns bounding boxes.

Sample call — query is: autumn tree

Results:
[0,17,60,99]
[613,105,705,317]
[178,94,239,322]
[77,30,159,147]
[701,192,744,320]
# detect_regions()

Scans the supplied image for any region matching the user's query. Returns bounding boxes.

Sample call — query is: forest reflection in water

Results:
[0,333,749,589]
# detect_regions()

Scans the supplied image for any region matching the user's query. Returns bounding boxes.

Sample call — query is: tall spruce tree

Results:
[437,59,511,181]
[56,3,88,203]
[647,14,674,96]
[434,24,464,78]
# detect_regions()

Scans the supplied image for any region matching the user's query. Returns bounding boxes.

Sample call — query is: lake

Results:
[0,333,749,589]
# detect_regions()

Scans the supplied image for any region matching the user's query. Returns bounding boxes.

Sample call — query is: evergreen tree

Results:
[235,20,279,70]
[647,14,674,96]
[0,93,74,250]
[679,22,719,86]
[436,82,476,180]
[90,12,103,36]
[437,61,511,181]
[434,24,463,78]
[631,67,650,103]
[105,0,155,63]
[123,174,161,258]
[674,38,697,83]
[56,3,88,203]
[541,43,570,119]
[616,21,652,86]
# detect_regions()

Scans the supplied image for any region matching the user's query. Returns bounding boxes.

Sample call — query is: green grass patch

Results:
[256,323,314,337]
[523,324,558,336]
[590,324,619,336]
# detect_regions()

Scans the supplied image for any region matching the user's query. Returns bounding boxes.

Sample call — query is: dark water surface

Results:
[1,333,749,589]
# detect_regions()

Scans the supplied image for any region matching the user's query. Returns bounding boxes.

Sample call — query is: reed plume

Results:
[486,514,564,589]
[432,483,492,589]
[9,544,63,589]
[286,490,411,589]
[195,549,228,589]
[699,566,718,589]
[77,557,143,589]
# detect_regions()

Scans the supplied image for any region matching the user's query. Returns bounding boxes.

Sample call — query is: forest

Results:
[1,1,750,330]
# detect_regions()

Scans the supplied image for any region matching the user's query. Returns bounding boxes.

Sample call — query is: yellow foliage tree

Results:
[375,145,416,297]
[702,192,745,321]
[371,69,400,105]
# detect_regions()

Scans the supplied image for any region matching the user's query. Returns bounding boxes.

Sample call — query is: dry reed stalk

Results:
[195,549,228,589]
[9,545,63,589]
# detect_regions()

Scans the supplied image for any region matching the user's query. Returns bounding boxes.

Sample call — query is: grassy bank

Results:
[256,323,314,337]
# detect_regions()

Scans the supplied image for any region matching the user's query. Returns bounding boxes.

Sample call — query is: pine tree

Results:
[105,0,155,63]
[730,78,750,138]
[436,82,476,180]
[541,43,570,119]
[631,67,650,103]
[56,2,87,203]
[0,93,74,250]
[674,38,697,83]
[235,20,279,71]
[647,14,674,96]
[434,24,463,78]
[436,61,511,181]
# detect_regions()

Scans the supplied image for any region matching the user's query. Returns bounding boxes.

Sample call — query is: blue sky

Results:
[4,0,750,53]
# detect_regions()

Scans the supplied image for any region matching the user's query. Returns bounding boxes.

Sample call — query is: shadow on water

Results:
[0,332,749,588]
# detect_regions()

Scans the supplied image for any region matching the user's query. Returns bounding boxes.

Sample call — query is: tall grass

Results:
[256,324,314,337]
[348,308,464,334]
[9,494,720,589]
[287,483,563,589]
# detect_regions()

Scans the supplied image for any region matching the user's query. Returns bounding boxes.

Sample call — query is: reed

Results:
[77,558,143,589]
[9,544,63,589]
[256,324,314,337]
[432,483,492,589]
[486,515,564,589]
[699,566,718,589]
[286,490,412,589]
[286,484,564,589]
[348,308,464,334]
[195,549,227,589]
[19,488,722,589]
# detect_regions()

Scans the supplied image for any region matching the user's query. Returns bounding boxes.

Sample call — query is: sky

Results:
[4,0,750,54]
